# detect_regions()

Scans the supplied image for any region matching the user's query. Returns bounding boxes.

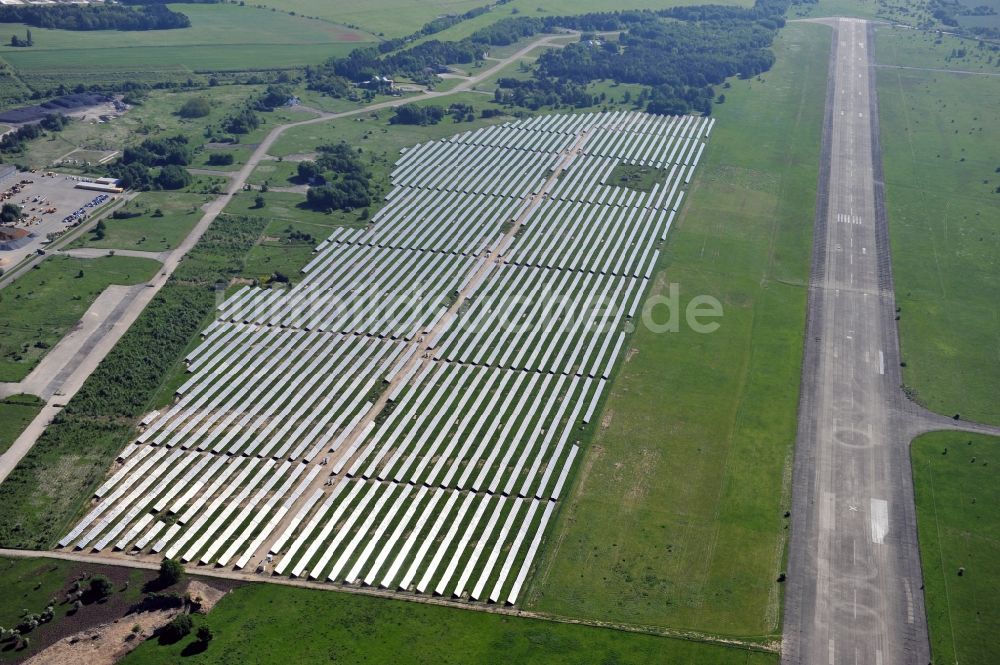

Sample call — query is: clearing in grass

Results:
[523,21,829,637]
[70,192,212,253]
[911,431,1000,665]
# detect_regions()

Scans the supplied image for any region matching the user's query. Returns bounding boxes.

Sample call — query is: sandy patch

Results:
[187,580,226,613]
[24,608,179,665]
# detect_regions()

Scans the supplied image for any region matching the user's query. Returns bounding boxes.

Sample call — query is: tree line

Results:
[0,113,67,156]
[305,0,792,116]
[0,4,191,31]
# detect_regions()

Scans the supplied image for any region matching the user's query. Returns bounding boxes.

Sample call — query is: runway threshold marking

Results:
[878,350,884,375]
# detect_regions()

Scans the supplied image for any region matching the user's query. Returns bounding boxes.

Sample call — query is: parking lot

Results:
[0,171,121,271]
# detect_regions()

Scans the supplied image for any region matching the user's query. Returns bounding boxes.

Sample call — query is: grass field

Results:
[259,0,751,42]
[70,192,211,253]
[875,26,1000,72]
[0,556,166,662]
[405,0,752,44]
[0,4,374,82]
[911,431,1000,665]
[875,28,1000,425]
[522,21,829,637]
[0,255,160,382]
[14,86,267,170]
[121,583,777,665]
[0,394,43,455]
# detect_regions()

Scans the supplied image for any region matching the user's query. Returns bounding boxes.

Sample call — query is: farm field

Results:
[875,29,1000,425]
[122,581,776,664]
[405,0,751,45]
[56,110,714,611]
[70,192,212,253]
[0,255,160,382]
[911,431,1000,665]
[0,394,43,455]
[524,21,828,636]
[0,4,375,88]
[256,0,750,40]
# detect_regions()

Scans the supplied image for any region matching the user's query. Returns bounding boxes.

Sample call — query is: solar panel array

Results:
[60,110,713,605]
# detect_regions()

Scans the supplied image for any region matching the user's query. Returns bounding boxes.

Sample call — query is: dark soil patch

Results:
[0,559,239,664]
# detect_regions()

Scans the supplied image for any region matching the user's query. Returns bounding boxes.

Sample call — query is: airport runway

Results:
[782,18,930,665]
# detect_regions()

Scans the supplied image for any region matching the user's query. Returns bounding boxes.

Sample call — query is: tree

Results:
[177,97,210,119]
[160,614,192,643]
[206,152,234,166]
[196,626,214,643]
[89,575,113,600]
[156,164,192,190]
[158,557,184,586]
[1,202,22,224]
[253,194,265,209]
[297,160,320,182]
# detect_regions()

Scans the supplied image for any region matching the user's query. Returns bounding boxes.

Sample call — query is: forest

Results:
[108,134,193,190]
[303,143,373,213]
[307,0,793,116]
[0,4,191,31]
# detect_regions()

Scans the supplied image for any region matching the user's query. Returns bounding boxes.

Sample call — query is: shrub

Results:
[89,575,113,600]
[159,613,192,643]
[177,97,210,118]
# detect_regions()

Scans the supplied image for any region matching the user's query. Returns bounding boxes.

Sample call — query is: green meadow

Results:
[70,192,212,253]
[0,4,374,87]
[524,21,829,637]
[122,582,777,665]
[875,27,1000,425]
[0,255,160,382]
[911,431,1000,665]
[0,394,43,455]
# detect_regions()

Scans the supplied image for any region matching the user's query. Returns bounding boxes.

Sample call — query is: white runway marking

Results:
[829,639,836,665]
[870,498,888,544]
[878,351,884,375]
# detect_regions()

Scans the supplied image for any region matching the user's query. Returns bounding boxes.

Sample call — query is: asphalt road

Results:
[783,18,1000,665]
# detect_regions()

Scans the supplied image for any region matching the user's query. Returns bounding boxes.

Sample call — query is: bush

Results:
[177,97,210,118]
[89,575,113,600]
[159,613,192,643]
[206,152,234,167]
